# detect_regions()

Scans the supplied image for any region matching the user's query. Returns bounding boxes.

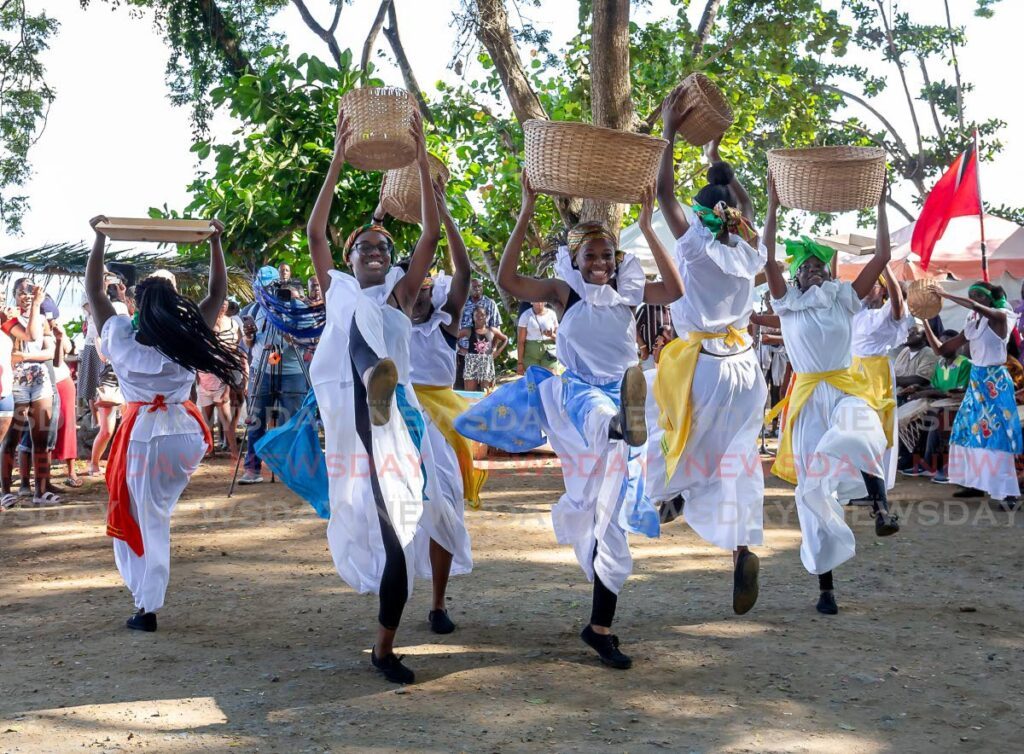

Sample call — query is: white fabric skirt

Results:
[949,446,1020,500]
[646,349,767,551]
[788,383,886,575]
[538,377,635,594]
[113,432,206,612]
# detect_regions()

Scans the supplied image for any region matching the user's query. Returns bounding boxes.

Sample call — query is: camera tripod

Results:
[228,315,313,497]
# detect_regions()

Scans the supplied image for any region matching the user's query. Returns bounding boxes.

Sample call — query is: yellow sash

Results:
[413,384,487,508]
[851,354,897,443]
[766,367,895,485]
[654,325,748,481]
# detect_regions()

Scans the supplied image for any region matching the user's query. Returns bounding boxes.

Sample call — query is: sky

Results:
[2,0,1019,266]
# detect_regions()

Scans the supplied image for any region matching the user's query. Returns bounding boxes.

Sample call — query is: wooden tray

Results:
[97,217,214,243]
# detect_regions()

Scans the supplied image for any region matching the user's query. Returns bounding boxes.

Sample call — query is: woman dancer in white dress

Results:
[649,88,768,615]
[307,108,467,684]
[850,261,908,490]
[86,216,241,632]
[933,282,1022,506]
[458,176,682,669]
[407,181,478,634]
[763,179,900,615]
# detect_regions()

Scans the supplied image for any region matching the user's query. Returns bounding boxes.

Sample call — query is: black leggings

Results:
[816,472,888,594]
[590,540,618,628]
[350,323,408,631]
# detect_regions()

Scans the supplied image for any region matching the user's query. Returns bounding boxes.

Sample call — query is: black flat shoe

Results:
[618,366,647,447]
[428,609,456,634]
[658,495,685,524]
[580,625,632,669]
[874,510,900,537]
[126,609,157,632]
[816,591,838,615]
[732,550,760,615]
[371,648,415,684]
[367,359,398,427]
[995,496,1021,512]
[952,487,985,498]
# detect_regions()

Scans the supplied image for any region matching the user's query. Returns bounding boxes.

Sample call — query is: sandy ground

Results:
[1,454,1022,754]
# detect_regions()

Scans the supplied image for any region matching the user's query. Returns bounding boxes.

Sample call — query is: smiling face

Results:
[347,229,392,287]
[411,284,433,324]
[574,238,616,286]
[473,306,488,329]
[796,256,830,291]
[14,281,33,311]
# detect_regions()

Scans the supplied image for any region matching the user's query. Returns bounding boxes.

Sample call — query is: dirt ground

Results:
[1,454,1022,754]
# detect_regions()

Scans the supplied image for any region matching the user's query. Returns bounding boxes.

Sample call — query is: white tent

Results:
[618,207,677,276]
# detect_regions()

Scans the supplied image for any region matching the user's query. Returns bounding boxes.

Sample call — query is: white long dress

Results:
[544,250,652,594]
[102,316,206,612]
[772,281,887,575]
[851,301,911,489]
[409,275,473,574]
[310,268,469,596]
[645,214,768,551]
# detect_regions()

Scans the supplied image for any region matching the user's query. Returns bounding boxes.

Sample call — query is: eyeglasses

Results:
[352,242,391,255]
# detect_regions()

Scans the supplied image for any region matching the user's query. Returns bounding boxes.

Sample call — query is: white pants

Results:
[113,433,205,612]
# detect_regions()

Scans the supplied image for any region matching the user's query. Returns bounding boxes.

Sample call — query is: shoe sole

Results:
[733,551,760,615]
[368,359,399,427]
[876,521,900,537]
[619,365,647,447]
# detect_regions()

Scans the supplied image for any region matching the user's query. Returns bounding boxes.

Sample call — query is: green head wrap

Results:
[692,203,724,235]
[968,284,1009,310]
[784,236,836,277]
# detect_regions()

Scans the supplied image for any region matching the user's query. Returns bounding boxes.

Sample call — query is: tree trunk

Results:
[472,0,547,123]
[382,3,434,122]
[582,0,633,233]
[693,0,722,56]
[196,0,252,76]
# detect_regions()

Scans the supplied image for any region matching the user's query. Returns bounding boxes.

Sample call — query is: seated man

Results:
[893,324,940,470]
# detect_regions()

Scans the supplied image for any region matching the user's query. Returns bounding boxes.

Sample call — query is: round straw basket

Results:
[380,154,450,224]
[338,87,417,171]
[674,73,733,146]
[767,146,886,213]
[907,279,943,320]
[523,120,668,204]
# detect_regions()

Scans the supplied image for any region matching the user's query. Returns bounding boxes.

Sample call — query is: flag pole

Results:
[975,129,989,282]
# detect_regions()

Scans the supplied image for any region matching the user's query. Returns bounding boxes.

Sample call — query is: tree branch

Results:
[943,0,967,131]
[887,196,915,223]
[361,0,391,73]
[874,0,923,155]
[817,83,913,162]
[291,0,343,68]
[382,2,433,123]
[328,0,342,34]
[472,0,547,124]
[917,57,945,139]
[196,0,253,76]
[693,0,722,57]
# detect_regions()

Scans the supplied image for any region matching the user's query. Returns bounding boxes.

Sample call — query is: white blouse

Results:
[964,307,1013,367]
[851,301,910,358]
[772,281,862,374]
[554,248,644,384]
[670,210,766,356]
[410,275,457,387]
[101,315,202,441]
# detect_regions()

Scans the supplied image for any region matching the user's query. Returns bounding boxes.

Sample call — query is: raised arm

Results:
[763,177,787,300]
[198,219,227,328]
[434,180,471,331]
[922,317,964,358]
[657,86,693,241]
[940,291,1010,338]
[498,172,570,307]
[307,109,351,296]
[86,216,117,335]
[393,111,442,312]
[5,285,45,343]
[639,185,684,305]
[853,182,893,299]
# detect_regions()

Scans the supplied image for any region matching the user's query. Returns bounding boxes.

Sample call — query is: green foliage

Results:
[0,2,58,234]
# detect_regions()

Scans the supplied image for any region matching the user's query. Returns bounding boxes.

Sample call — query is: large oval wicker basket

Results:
[338,87,417,171]
[674,73,733,146]
[768,146,886,213]
[523,120,668,204]
[907,278,943,319]
[380,154,450,224]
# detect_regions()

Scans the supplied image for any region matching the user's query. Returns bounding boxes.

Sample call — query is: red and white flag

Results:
[912,139,982,271]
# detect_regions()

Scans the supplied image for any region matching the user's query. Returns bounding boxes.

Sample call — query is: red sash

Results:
[105,395,211,556]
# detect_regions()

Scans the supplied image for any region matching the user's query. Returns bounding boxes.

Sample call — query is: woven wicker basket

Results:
[768,146,886,213]
[523,120,668,203]
[907,279,943,319]
[338,87,417,171]
[380,154,450,224]
[674,73,733,146]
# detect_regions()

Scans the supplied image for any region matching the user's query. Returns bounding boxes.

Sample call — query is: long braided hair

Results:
[134,278,242,386]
